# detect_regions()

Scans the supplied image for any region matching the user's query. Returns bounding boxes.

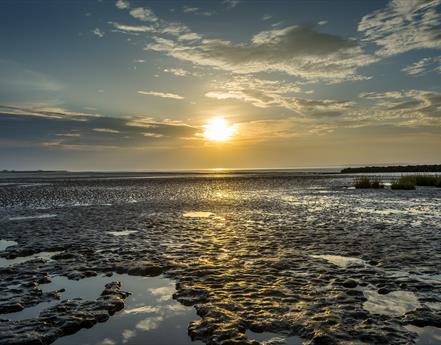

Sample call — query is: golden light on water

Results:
[203,117,235,142]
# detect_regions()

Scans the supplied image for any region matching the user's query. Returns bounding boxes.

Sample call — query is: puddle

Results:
[387,271,441,286]
[9,214,57,221]
[5,274,126,321]
[107,230,138,236]
[4,301,58,321]
[425,302,441,311]
[50,274,203,345]
[310,255,367,268]
[246,330,303,345]
[0,251,62,267]
[406,325,441,345]
[363,289,420,316]
[0,239,18,251]
[183,211,213,218]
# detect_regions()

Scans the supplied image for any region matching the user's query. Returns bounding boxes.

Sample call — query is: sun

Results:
[203,117,235,142]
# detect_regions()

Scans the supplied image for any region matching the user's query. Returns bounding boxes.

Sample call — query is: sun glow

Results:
[203,117,235,142]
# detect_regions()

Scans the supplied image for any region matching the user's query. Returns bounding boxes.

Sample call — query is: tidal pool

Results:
[9,214,57,221]
[310,255,367,268]
[183,211,213,218]
[406,325,441,345]
[363,289,421,316]
[52,274,203,345]
[0,251,62,268]
[0,239,17,251]
[107,230,138,236]
[246,330,304,344]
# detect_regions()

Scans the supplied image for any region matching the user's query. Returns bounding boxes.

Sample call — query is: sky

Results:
[0,0,440,171]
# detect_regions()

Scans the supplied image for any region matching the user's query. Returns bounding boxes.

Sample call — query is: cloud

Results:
[182,6,214,16]
[146,25,376,82]
[93,128,120,133]
[129,7,158,22]
[123,306,160,314]
[136,316,163,331]
[205,75,352,116]
[183,6,198,14]
[178,32,201,41]
[143,132,164,138]
[0,107,200,151]
[93,28,104,38]
[116,0,130,10]
[122,329,136,344]
[160,23,192,37]
[137,90,184,99]
[163,68,190,77]
[110,22,155,33]
[359,89,441,121]
[223,0,239,9]
[0,104,100,120]
[0,60,62,94]
[402,56,441,76]
[358,0,441,56]
[162,67,202,77]
[56,133,81,137]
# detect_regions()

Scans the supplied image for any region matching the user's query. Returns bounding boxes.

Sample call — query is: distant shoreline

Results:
[341,165,441,173]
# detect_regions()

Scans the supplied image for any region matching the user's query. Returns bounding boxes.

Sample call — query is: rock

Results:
[37,276,51,284]
[127,264,162,277]
[377,288,390,295]
[52,252,77,260]
[0,303,24,313]
[342,279,358,288]
[312,334,338,345]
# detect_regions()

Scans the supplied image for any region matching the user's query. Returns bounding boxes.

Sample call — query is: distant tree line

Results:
[341,165,441,173]
[1,170,66,173]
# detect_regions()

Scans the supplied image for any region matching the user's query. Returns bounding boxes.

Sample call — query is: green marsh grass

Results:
[353,176,384,189]
[390,174,441,190]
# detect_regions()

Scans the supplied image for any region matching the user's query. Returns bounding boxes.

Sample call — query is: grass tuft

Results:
[390,174,441,190]
[354,176,384,189]
[391,180,416,190]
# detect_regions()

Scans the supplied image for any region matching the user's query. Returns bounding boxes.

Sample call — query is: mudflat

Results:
[0,172,440,345]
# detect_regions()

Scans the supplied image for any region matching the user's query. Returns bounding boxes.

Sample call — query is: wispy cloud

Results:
[0,59,62,92]
[0,107,200,151]
[163,68,190,77]
[223,0,239,9]
[115,0,130,10]
[359,89,441,119]
[92,28,104,38]
[402,56,441,76]
[143,132,164,138]
[137,90,184,99]
[162,67,202,77]
[56,133,81,137]
[110,22,155,33]
[182,6,214,16]
[0,104,100,120]
[129,7,158,22]
[358,0,441,56]
[183,6,199,14]
[93,128,120,134]
[146,25,376,82]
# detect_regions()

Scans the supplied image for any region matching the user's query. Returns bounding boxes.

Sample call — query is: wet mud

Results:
[0,173,440,344]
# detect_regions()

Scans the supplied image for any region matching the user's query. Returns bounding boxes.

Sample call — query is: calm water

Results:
[51,274,202,345]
